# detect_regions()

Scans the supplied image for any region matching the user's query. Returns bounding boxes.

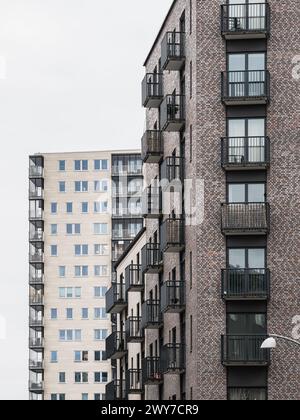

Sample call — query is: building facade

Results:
[105,0,300,400]
[28,150,143,400]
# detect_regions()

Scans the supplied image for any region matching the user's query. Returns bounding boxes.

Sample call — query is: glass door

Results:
[228,0,266,32]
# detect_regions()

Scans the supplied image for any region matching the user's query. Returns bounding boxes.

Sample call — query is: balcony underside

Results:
[144,96,163,108]
[162,120,185,132]
[107,302,127,314]
[223,96,269,106]
[143,152,163,164]
[143,266,163,274]
[163,243,185,253]
[162,305,185,314]
[222,162,269,171]
[222,31,268,40]
[127,284,144,293]
[163,58,185,72]
[109,349,127,360]
[222,228,269,236]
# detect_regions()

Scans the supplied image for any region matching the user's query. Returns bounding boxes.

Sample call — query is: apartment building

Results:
[105,0,300,400]
[28,151,143,400]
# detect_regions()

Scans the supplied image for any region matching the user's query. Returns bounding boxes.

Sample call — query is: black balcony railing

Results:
[222,70,270,105]
[29,231,44,242]
[222,335,270,366]
[29,318,43,328]
[29,295,44,306]
[142,73,163,108]
[29,209,44,221]
[142,186,162,219]
[221,136,270,170]
[161,32,185,71]
[29,189,44,200]
[222,269,270,300]
[221,203,270,235]
[126,369,143,394]
[29,252,44,264]
[29,381,44,393]
[160,218,185,252]
[142,130,164,163]
[106,380,126,401]
[125,317,143,342]
[106,283,127,314]
[161,281,185,313]
[125,264,143,292]
[29,166,44,178]
[142,300,162,329]
[221,3,270,39]
[29,274,44,285]
[161,344,185,373]
[29,360,43,371]
[160,156,184,183]
[142,357,163,385]
[160,95,185,132]
[141,243,162,274]
[105,331,127,360]
[29,337,44,349]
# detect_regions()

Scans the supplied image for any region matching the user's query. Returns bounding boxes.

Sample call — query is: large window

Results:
[74,160,88,171]
[228,248,265,270]
[228,182,265,203]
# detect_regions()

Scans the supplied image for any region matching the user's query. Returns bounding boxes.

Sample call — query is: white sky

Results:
[0,0,172,400]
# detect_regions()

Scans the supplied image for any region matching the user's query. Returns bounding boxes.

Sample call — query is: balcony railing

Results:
[221,3,270,39]
[142,130,164,163]
[161,32,185,71]
[160,218,185,252]
[29,275,44,285]
[222,70,270,105]
[29,295,44,306]
[142,186,162,219]
[29,231,44,242]
[29,189,44,199]
[221,136,270,170]
[29,318,44,328]
[142,300,162,330]
[160,156,184,183]
[160,95,185,132]
[161,343,185,373]
[126,369,143,395]
[29,360,43,371]
[125,317,143,343]
[106,380,126,401]
[161,281,185,313]
[29,166,44,178]
[142,73,163,108]
[29,381,44,392]
[142,357,163,385]
[221,203,270,235]
[222,269,270,301]
[29,252,44,264]
[29,210,44,221]
[29,337,44,349]
[125,264,143,292]
[112,229,141,240]
[106,283,127,314]
[105,331,127,360]
[221,335,270,366]
[141,243,162,274]
[111,165,143,177]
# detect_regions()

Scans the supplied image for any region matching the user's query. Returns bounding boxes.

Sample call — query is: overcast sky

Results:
[0,0,172,400]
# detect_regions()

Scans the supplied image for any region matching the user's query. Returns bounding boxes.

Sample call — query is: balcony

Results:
[112,229,141,240]
[161,281,185,313]
[29,381,44,393]
[161,344,185,373]
[141,243,162,274]
[125,264,143,292]
[160,156,184,183]
[29,317,44,328]
[142,300,162,330]
[221,136,270,170]
[29,360,44,372]
[161,32,185,71]
[29,208,44,221]
[125,317,143,343]
[29,251,44,264]
[29,337,44,349]
[29,188,44,200]
[221,3,270,40]
[112,165,143,177]
[160,218,185,253]
[142,357,163,385]
[160,95,185,132]
[142,73,163,108]
[29,274,44,285]
[126,369,143,395]
[221,203,270,235]
[142,130,163,164]
[222,269,270,301]
[106,380,126,401]
[105,332,127,360]
[221,335,270,366]
[106,283,127,314]
[29,294,44,307]
[222,70,270,105]
[29,230,44,243]
[142,186,162,219]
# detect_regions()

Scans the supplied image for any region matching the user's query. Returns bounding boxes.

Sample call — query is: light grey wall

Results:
[0,0,172,400]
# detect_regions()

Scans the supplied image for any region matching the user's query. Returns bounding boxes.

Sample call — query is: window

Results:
[94,244,109,256]
[51,351,58,363]
[94,287,107,298]
[228,248,266,270]
[66,202,73,213]
[51,203,57,214]
[75,266,88,277]
[94,159,109,171]
[51,245,58,257]
[94,351,106,362]
[94,394,104,401]
[59,266,66,277]
[81,202,88,213]
[51,224,57,235]
[94,265,108,277]
[74,160,88,171]
[75,372,88,383]
[228,183,265,203]
[94,201,108,214]
[94,180,108,192]
[59,181,66,193]
[190,61,193,98]
[66,224,81,235]
[59,372,66,383]
[228,388,267,401]
[94,308,107,320]
[59,287,81,299]
[59,329,82,342]
[51,394,65,401]
[75,245,89,256]
[82,308,89,319]
[94,372,108,383]
[51,308,58,320]
[94,329,108,341]
[190,125,193,162]
[227,313,266,335]
[59,160,66,171]
[82,394,89,401]
[94,223,108,235]
[75,181,88,192]
[190,315,193,353]
[74,351,88,362]
[66,308,73,320]
[190,251,193,289]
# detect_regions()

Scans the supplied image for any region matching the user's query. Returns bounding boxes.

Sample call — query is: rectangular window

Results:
[51,308,57,320]
[94,180,108,192]
[59,287,81,299]
[94,351,106,362]
[59,181,66,193]
[94,394,104,401]
[66,224,81,235]
[66,202,73,213]
[59,372,66,383]
[51,203,57,214]
[94,308,107,320]
[75,266,89,277]
[94,244,109,256]
[51,245,58,257]
[74,160,88,171]
[59,329,81,341]
[51,224,57,235]
[75,181,88,192]
[51,351,58,363]
[51,394,65,400]
[82,394,89,401]
[94,372,108,383]
[94,223,108,235]
[82,308,89,319]
[94,329,108,341]
[81,202,88,213]
[66,308,73,320]
[94,287,107,298]
[59,266,66,277]
[94,159,109,171]
[75,372,88,383]
[94,201,108,214]
[59,160,66,171]
[75,245,89,256]
[94,265,108,277]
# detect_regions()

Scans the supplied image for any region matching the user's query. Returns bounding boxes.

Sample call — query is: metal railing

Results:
[141,243,162,273]
[142,73,163,107]
[222,269,270,300]
[141,130,163,162]
[221,136,270,168]
[160,218,185,252]
[161,343,185,373]
[221,3,270,35]
[29,252,44,263]
[29,166,44,178]
[126,369,143,394]
[142,186,162,218]
[160,156,184,183]
[112,229,141,240]
[29,381,44,392]
[29,231,44,242]
[125,264,143,291]
[105,331,127,360]
[29,189,44,199]
[222,70,270,102]
[161,32,185,70]
[221,202,270,234]
[29,295,44,306]
[29,318,44,328]
[106,380,126,401]
[111,165,143,176]
[125,317,143,342]
[106,283,127,314]
[142,357,163,384]
[29,210,44,221]
[222,335,270,365]
[160,95,185,131]
[29,360,43,370]
[29,337,44,348]
[161,281,185,312]
[142,300,162,329]
[29,275,44,285]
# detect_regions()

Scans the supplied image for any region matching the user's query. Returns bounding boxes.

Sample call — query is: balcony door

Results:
[228,0,267,31]
[228,118,266,163]
[228,53,265,97]
[228,182,266,203]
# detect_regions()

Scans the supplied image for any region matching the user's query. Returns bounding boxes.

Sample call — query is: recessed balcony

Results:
[142,73,163,108]
[125,317,144,343]
[161,344,185,373]
[29,337,44,350]
[221,136,270,170]
[106,283,127,314]
[160,156,184,183]
[142,300,162,330]
[222,70,270,105]
[29,203,44,221]
[142,357,163,385]
[29,317,44,328]
[126,369,143,395]
[141,130,164,164]
[29,274,44,286]
[142,186,162,219]
[160,95,185,132]
[160,218,185,253]
[141,243,163,274]
[221,3,270,40]
[105,331,127,360]
[161,281,185,313]
[222,269,270,301]
[29,250,44,264]
[106,380,126,401]
[161,32,185,71]
[29,156,44,178]
[221,335,270,366]
[221,202,270,236]
[29,293,44,308]
[29,360,44,372]
[125,264,143,292]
